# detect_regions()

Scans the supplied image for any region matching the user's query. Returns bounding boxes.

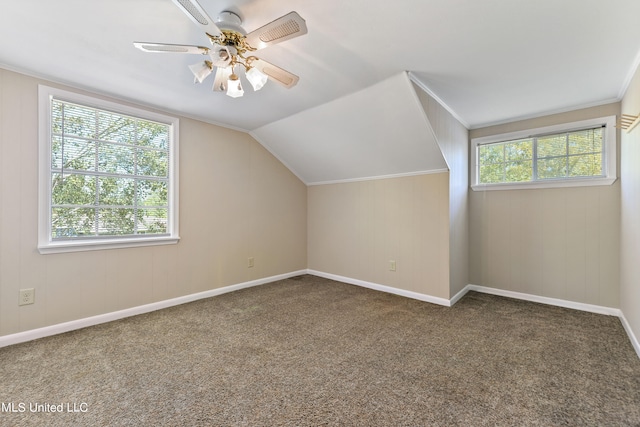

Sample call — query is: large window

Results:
[471,116,617,190]
[38,86,179,253]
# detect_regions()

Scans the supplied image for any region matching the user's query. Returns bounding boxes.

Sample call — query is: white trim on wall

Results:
[306,169,449,186]
[460,284,620,316]
[407,72,470,129]
[302,271,638,358]
[3,271,638,360]
[620,312,640,360]
[618,46,640,100]
[468,98,621,130]
[470,115,618,191]
[307,270,452,307]
[449,285,470,306]
[459,284,639,359]
[37,84,181,254]
[0,270,306,348]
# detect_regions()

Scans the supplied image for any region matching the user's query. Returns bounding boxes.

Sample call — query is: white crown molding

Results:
[306,169,449,186]
[408,72,470,129]
[468,98,622,130]
[618,46,640,100]
[407,72,622,132]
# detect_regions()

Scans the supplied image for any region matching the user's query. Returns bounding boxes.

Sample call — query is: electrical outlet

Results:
[19,288,35,306]
[389,260,396,271]
[248,257,254,268]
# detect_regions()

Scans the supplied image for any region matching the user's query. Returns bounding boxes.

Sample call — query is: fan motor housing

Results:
[216,11,246,35]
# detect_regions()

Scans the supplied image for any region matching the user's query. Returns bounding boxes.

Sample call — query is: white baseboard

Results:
[449,285,471,306]
[4,271,638,361]
[464,284,639,359]
[0,270,306,349]
[306,270,452,306]
[619,311,640,359]
[309,274,637,358]
[464,284,621,316]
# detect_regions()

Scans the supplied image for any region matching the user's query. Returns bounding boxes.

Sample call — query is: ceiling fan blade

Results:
[251,58,299,89]
[170,0,221,36]
[244,12,307,50]
[134,42,210,54]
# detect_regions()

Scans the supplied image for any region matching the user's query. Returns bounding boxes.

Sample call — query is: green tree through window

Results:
[478,127,604,185]
[50,100,171,240]
[479,138,533,183]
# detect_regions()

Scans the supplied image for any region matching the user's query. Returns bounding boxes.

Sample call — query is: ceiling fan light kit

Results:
[188,60,213,83]
[226,73,244,98]
[246,67,268,91]
[134,0,307,99]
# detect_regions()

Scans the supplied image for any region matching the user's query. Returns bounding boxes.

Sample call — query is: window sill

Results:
[471,177,617,191]
[38,236,180,254]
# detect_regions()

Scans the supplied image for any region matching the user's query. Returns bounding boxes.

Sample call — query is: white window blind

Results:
[478,126,605,184]
[38,85,180,253]
[471,116,616,191]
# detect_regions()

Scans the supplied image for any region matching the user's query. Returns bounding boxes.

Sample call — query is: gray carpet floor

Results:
[1,274,639,426]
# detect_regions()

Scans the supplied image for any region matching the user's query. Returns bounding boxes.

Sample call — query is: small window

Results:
[38,85,180,253]
[471,116,617,190]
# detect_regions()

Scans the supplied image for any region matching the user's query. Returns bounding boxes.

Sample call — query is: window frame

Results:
[471,116,617,191]
[38,85,180,254]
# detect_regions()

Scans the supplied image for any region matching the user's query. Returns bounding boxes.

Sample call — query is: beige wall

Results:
[413,85,469,297]
[0,68,307,337]
[620,65,640,342]
[469,103,621,308]
[306,84,467,302]
[307,173,450,299]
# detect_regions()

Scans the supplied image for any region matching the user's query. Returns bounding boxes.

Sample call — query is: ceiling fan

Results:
[134,0,307,98]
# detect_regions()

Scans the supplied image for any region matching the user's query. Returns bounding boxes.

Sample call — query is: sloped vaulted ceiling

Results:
[3,1,639,186]
[251,72,448,185]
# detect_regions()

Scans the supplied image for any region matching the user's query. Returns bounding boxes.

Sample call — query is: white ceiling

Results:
[252,72,447,184]
[2,0,640,182]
